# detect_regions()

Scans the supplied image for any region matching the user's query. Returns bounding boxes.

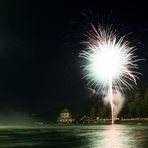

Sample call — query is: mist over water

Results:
[0,111,32,125]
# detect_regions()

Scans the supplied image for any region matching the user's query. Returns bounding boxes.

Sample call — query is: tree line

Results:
[76,86,148,120]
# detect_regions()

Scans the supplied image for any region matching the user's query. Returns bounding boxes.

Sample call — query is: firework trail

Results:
[79,22,141,124]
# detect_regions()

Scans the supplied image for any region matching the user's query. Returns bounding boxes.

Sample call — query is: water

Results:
[0,124,148,148]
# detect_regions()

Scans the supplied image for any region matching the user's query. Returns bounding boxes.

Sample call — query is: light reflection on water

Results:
[88,124,148,148]
[95,124,134,148]
[0,124,147,148]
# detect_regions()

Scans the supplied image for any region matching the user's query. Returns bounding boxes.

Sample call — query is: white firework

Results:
[80,24,140,92]
[79,23,141,123]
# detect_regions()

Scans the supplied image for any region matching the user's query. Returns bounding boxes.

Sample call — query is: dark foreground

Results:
[0,124,148,148]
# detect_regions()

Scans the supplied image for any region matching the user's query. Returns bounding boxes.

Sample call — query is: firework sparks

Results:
[79,23,141,124]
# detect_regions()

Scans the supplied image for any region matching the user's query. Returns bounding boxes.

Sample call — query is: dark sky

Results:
[0,0,148,113]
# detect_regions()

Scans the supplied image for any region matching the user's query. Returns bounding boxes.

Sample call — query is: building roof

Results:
[61,108,70,113]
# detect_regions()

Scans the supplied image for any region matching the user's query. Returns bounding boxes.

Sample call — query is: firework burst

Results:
[79,23,141,124]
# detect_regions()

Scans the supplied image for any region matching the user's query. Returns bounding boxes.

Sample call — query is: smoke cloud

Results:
[104,90,125,118]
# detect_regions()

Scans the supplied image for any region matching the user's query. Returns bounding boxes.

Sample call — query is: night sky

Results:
[0,0,148,113]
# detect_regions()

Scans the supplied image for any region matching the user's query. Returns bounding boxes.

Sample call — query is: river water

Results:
[0,124,148,148]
